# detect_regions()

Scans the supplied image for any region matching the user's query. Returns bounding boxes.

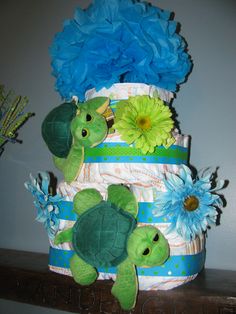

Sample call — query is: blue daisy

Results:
[153,165,224,241]
[25,172,63,239]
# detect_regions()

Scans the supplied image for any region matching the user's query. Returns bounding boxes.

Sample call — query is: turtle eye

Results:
[153,233,159,242]
[142,248,150,256]
[81,128,89,138]
[86,114,93,122]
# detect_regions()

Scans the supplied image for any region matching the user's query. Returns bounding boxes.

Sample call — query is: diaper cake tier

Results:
[25,0,224,310]
[52,83,204,291]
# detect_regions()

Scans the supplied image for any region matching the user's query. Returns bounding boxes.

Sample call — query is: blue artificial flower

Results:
[50,0,192,101]
[25,172,63,239]
[153,165,224,241]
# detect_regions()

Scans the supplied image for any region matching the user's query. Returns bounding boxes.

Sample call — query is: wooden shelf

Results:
[0,248,236,313]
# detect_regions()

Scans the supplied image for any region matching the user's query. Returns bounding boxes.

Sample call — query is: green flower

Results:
[113,95,174,154]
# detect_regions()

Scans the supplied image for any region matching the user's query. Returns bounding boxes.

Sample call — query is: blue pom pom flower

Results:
[50,0,192,101]
[25,172,63,239]
[153,166,224,241]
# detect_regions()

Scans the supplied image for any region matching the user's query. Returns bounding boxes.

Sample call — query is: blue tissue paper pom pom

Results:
[50,0,192,101]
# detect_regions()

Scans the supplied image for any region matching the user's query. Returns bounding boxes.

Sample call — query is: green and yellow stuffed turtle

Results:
[55,185,170,310]
[42,97,109,183]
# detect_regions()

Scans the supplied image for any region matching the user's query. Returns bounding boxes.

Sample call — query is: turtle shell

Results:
[72,201,136,268]
[41,102,77,158]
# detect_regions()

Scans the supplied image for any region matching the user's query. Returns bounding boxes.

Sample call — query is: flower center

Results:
[184,195,199,212]
[47,204,54,212]
[136,116,151,130]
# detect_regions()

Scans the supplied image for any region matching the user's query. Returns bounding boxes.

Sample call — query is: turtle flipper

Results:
[54,228,73,245]
[70,254,97,285]
[111,258,138,310]
[73,188,103,215]
[53,146,84,183]
[53,155,66,172]
[63,145,84,183]
[108,185,138,218]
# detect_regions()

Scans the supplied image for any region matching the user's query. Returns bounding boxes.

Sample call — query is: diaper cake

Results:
[25,0,224,310]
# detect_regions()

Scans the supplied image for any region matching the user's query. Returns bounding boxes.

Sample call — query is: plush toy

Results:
[42,97,109,183]
[54,185,169,310]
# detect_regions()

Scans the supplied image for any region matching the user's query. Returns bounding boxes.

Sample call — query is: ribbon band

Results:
[57,201,172,224]
[84,143,188,164]
[49,246,205,277]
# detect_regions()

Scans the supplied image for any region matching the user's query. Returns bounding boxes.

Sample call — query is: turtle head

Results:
[127,226,169,267]
[70,97,109,148]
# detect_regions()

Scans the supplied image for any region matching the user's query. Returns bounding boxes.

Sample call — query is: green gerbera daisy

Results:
[113,95,175,154]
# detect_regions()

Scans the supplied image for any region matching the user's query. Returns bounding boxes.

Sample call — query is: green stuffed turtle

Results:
[42,97,109,183]
[54,185,169,310]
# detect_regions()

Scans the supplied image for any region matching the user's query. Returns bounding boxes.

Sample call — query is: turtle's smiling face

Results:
[70,108,108,148]
[127,226,169,267]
